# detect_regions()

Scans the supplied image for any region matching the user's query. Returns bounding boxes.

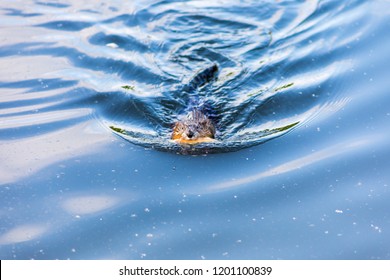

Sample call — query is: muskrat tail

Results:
[185,63,219,92]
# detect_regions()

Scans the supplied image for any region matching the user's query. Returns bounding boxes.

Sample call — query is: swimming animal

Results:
[171,64,218,145]
[171,109,216,144]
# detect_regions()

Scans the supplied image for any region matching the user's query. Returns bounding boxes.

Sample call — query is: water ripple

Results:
[100,0,366,154]
[0,0,367,154]
[36,20,94,31]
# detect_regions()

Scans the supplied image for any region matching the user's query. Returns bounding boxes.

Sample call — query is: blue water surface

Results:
[1,0,390,259]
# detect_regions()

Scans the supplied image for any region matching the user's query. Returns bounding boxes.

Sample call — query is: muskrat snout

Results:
[187,130,195,139]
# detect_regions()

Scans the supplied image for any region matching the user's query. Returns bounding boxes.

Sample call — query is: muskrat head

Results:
[171,110,216,144]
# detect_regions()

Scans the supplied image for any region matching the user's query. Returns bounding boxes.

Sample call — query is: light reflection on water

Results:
[0,224,48,245]
[0,121,109,185]
[1,0,390,259]
[207,137,373,192]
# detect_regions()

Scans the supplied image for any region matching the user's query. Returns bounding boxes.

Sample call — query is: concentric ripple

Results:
[99,0,365,154]
[0,0,367,154]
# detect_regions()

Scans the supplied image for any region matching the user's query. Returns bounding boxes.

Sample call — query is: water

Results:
[0,0,390,259]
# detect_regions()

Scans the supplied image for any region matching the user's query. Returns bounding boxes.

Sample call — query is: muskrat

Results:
[171,109,216,144]
[171,64,219,145]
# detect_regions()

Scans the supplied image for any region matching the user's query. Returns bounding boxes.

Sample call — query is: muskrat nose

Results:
[187,130,194,139]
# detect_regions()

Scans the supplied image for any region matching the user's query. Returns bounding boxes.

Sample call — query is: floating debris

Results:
[121,85,135,91]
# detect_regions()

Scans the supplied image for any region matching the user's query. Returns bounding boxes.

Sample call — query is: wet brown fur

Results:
[171,110,215,144]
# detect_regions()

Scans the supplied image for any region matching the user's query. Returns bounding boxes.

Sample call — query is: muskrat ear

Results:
[208,120,216,137]
[173,122,183,131]
[172,122,185,140]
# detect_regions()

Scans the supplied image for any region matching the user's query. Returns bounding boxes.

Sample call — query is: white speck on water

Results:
[71,248,76,253]
[106,43,119,48]
[146,233,153,238]
[144,208,150,212]
[335,209,343,214]
[370,224,382,233]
